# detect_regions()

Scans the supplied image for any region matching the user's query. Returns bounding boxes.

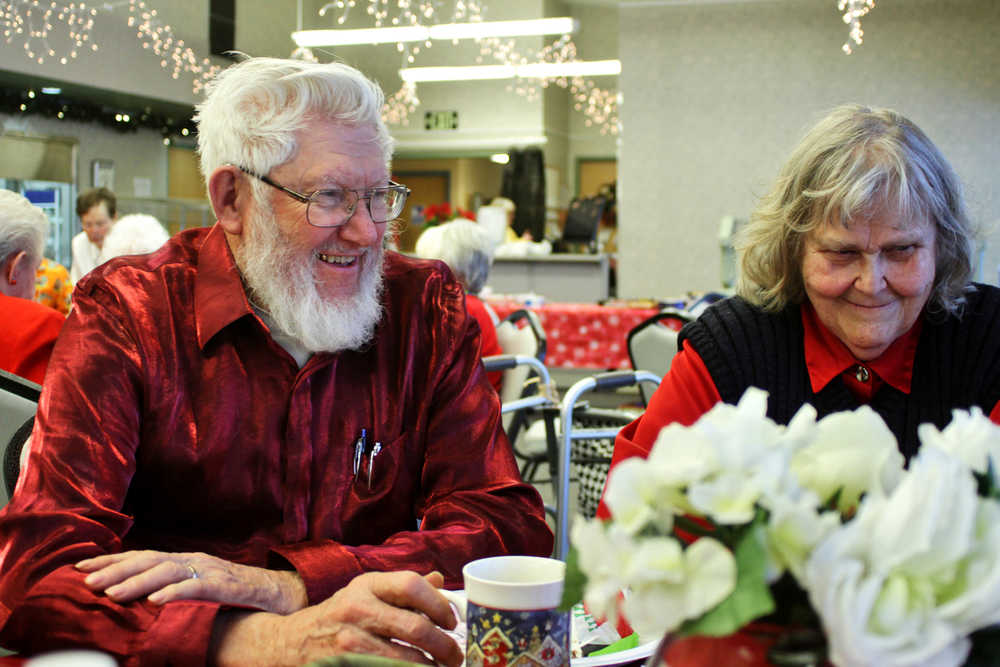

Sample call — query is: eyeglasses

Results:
[238,166,410,228]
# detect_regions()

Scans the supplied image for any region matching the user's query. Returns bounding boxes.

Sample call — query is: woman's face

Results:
[800,213,937,361]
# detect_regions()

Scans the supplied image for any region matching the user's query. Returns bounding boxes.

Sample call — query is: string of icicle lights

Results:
[839,0,875,55]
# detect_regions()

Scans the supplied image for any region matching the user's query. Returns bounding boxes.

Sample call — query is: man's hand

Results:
[75,550,308,615]
[212,571,463,667]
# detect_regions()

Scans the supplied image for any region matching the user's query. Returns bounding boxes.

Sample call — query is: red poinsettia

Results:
[423,202,476,226]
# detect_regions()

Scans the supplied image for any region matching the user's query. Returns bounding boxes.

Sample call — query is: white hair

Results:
[414,218,494,294]
[0,190,48,265]
[194,56,394,192]
[98,214,170,263]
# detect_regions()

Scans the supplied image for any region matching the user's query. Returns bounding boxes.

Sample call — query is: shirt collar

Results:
[194,223,255,350]
[802,301,921,395]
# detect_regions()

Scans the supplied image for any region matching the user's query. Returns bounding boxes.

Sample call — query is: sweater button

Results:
[855,365,871,383]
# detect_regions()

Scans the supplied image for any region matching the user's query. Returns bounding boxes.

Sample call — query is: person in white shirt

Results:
[70,187,117,283]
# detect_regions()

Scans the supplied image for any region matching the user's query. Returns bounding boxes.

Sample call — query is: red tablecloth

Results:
[489,300,659,369]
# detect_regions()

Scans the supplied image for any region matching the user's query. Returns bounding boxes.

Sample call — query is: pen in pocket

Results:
[367,441,382,490]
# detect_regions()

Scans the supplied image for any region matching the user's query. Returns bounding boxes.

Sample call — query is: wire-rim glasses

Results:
[237,166,410,228]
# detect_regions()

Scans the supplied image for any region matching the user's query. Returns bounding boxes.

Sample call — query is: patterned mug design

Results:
[466,601,571,667]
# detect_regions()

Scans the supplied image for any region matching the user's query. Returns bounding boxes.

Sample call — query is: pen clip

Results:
[353,428,368,477]
[367,441,382,490]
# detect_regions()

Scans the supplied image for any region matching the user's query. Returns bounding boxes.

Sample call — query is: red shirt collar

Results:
[802,302,921,398]
[194,223,255,350]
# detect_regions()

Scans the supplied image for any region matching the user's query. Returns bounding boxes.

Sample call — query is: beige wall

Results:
[1,112,169,198]
[392,158,505,211]
[617,0,1000,299]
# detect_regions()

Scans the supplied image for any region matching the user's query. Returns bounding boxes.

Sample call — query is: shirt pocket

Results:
[350,431,411,500]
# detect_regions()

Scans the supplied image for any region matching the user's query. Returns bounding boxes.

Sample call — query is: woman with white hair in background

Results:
[0,190,65,384]
[96,213,171,264]
[415,218,504,391]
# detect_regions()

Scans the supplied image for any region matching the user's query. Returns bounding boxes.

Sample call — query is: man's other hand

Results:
[212,571,463,667]
[75,550,308,615]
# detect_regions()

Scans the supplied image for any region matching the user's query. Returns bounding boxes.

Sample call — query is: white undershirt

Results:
[251,306,312,368]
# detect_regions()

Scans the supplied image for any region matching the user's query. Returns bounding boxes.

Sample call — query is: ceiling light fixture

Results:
[292,17,578,47]
[399,59,620,83]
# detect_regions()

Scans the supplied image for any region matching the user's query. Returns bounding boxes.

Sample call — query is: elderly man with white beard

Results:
[0,57,553,666]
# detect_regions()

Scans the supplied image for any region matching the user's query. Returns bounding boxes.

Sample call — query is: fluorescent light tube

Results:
[293,26,429,47]
[399,60,621,83]
[428,17,577,40]
[293,17,578,47]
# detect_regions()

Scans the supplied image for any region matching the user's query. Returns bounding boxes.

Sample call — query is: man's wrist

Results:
[268,569,309,614]
[209,609,282,667]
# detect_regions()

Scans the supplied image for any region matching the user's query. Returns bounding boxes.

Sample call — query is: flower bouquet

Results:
[422,202,476,226]
[565,388,1000,667]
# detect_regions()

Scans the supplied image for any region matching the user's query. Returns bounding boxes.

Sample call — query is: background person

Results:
[0,56,552,666]
[96,213,171,263]
[0,191,65,383]
[415,218,503,392]
[70,187,117,283]
[603,104,1000,495]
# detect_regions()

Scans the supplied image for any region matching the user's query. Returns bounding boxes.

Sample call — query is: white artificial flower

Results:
[603,456,683,535]
[572,518,636,624]
[648,387,804,527]
[791,405,904,514]
[803,447,1000,667]
[918,406,1000,484]
[687,468,770,525]
[764,490,840,581]
[620,536,736,641]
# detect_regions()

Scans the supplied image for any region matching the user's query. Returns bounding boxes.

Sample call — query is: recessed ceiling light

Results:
[41,86,61,95]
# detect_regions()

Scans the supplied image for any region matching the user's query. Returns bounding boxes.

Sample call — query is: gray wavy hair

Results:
[737,104,974,317]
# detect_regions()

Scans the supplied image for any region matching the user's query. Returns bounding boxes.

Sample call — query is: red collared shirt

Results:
[600,303,1000,518]
[0,225,552,664]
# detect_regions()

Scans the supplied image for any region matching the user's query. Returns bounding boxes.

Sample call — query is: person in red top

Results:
[415,218,504,392]
[0,57,552,665]
[603,105,1000,517]
[0,190,64,384]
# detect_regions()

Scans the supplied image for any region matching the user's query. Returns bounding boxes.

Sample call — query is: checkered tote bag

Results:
[568,409,633,519]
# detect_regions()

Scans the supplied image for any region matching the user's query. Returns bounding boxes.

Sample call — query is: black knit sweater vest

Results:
[679,284,1000,460]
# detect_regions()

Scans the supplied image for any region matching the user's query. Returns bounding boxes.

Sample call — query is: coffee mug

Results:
[463,555,570,667]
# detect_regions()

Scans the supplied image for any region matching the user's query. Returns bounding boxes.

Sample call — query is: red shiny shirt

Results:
[0,292,64,384]
[600,303,1000,518]
[0,225,552,663]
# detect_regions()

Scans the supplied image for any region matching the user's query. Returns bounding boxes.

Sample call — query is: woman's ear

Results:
[209,166,249,236]
[1,250,29,298]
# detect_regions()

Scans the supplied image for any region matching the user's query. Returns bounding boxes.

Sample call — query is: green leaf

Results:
[560,546,587,612]
[678,515,775,637]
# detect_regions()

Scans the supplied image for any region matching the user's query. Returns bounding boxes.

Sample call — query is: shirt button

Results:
[855,365,871,383]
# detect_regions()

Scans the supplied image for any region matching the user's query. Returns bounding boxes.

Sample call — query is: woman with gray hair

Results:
[415,218,503,390]
[603,104,1000,480]
[0,190,65,383]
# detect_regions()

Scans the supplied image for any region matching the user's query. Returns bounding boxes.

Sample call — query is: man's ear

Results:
[209,165,249,236]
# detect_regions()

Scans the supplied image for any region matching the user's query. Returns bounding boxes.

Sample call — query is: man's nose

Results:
[338,200,379,247]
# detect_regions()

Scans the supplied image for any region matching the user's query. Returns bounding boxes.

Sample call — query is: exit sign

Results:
[424,110,459,131]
